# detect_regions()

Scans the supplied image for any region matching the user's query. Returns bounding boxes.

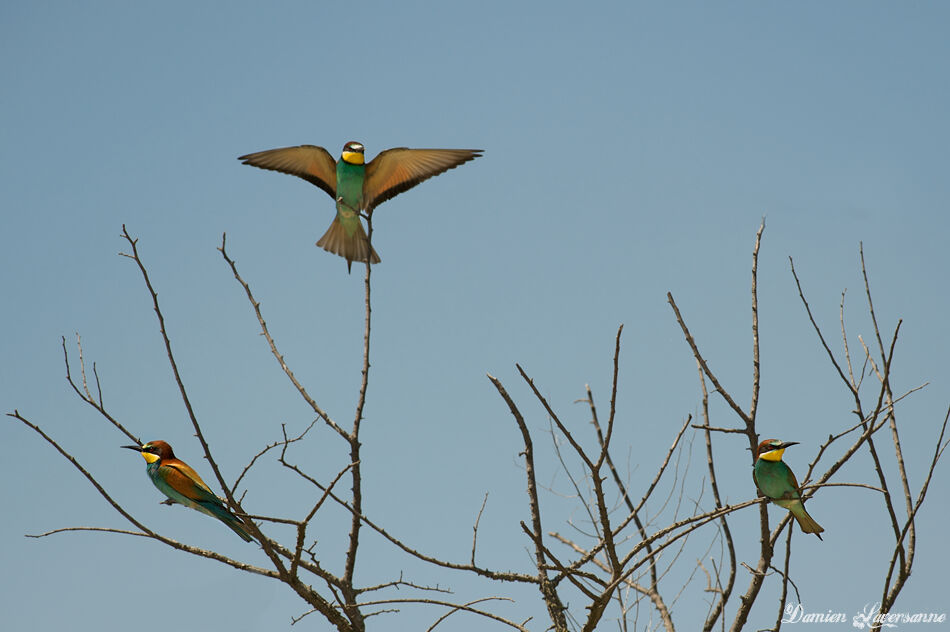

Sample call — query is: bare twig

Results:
[62,335,139,444]
[471,492,489,566]
[697,361,737,632]
[487,372,568,631]
[218,233,345,438]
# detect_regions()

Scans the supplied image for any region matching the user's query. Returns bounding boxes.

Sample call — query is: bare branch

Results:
[233,420,317,494]
[769,528,796,632]
[353,597,524,632]
[667,292,751,427]
[697,360,736,632]
[487,372,569,631]
[342,218,376,600]
[789,256,853,392]
[551,531,674,631]
[691,424,747,435]
[26,526,150,538]
[61,334,139,444]
[471,492,489,566]
[359,574,452,596]
[749,218,765,423]
[218,233,346,438]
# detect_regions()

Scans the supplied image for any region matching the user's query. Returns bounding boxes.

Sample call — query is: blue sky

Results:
[2,2,948,630]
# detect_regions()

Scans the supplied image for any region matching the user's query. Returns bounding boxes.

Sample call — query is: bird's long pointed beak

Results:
[121,444,143,451]
[780,441,800,449]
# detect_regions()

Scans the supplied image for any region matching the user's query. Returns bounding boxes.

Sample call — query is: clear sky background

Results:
[2,2,948,630]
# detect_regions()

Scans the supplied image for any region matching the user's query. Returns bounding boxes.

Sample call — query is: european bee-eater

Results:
[122,440,255,542]
[753,439,824,539]
[239,141,482,271]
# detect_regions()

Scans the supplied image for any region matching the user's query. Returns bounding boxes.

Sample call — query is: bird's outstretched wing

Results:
[363,148,482,212]
[239,145,338,199]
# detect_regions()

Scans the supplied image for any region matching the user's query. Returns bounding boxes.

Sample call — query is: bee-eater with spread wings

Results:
[239,141,482,271]
[123,440,255,542]
[753,439,824,539]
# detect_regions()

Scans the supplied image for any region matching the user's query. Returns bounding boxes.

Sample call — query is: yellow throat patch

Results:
[141,450,161,464]
[341,150,364,165]
[758,448,786,462]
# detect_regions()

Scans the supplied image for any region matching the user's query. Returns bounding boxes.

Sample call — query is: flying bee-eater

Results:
[753,439,824,539]
[122,440,255,542]
[239,141,482,271]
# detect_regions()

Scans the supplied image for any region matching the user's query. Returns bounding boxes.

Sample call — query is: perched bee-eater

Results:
[239,141,482,271]
[123,440,255,542]
[753,439,824,539]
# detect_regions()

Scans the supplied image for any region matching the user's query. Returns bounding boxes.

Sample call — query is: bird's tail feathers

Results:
[200,499,255,542]
[791,503,824,540]
[316,217,381,271]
